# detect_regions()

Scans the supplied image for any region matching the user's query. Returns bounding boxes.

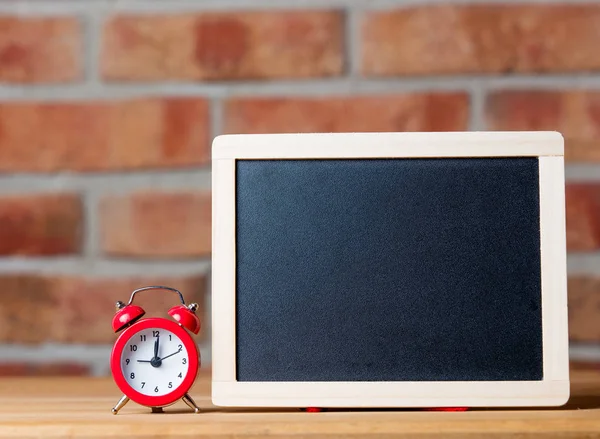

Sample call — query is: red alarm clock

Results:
[110,286,201,414]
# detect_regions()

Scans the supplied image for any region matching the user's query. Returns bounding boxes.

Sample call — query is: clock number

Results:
[168,382,173,389]
[140,335,146,342]
[130,345,137,352]
[153,331,160,337]
[178,344,182,350]
[169,335,172,341]
[141,382,145,388]
[125,359,130,365]
[154,386,159,393]
[178,372,182,378]
[130,372,135,379]
[182,358,187,364]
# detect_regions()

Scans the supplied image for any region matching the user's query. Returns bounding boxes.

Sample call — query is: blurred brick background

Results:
[0,0,599,376]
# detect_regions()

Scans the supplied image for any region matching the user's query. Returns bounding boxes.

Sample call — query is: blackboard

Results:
[235,158,542,382]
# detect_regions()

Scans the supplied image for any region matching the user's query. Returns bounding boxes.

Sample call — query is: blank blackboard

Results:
[235,158,542,382]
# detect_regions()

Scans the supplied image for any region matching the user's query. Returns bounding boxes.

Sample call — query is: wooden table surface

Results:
[1,371,600,438]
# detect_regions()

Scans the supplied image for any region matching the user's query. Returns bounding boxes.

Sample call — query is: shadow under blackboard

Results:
[191,395,600,414]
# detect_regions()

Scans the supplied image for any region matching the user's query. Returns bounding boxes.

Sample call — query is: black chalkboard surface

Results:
[235,158,542,382]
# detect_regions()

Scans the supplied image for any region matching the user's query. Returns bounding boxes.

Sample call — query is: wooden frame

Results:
[212,132,569,408]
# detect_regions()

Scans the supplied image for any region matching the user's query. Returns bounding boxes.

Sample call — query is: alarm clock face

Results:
[111,317,199,407]
[120,328,189,396]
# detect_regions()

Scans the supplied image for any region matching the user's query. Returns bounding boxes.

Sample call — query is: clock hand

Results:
[139,356,163,367]
[136,336,163,365]
[158,348,182,361]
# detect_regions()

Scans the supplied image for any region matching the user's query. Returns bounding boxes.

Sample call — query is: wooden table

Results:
[1,371,600,438]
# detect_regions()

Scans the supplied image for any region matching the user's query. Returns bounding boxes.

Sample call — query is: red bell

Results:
[112,302,146,333]
[168,304,201,334]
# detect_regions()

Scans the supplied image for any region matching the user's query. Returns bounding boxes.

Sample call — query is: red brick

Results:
[569,277,600,343]
[0,274,207,344]
[0,363,90,376]
[566,184,600,251]
[224,93,469,134]
[102,11,343,81]
[0,194,82,255]
[100,192,211,258]
[362,5,600,76]
[0,17,81,83]
[570,362,600,372]
[486,91,600,162]
[0,98,209,172]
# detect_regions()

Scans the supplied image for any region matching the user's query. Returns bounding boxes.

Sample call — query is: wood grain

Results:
[0,371,599,438]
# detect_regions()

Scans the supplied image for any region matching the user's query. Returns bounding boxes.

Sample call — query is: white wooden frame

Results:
[212,132,569,408]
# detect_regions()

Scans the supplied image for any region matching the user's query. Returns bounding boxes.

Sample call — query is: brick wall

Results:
[0,0,599,376]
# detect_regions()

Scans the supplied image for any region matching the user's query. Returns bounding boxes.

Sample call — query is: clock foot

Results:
[111,395,130,415]
[182,393,200,413]
[151,407,164,413]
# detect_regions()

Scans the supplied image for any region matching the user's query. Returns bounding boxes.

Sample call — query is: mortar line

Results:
[82,189,100,262]
[0,253,596,276]
[83,8,104,85]
[345,7,361,78]
[0,341,595,373]
[468,81,486,131]
[567,254,600,276]
[565,165,600,181]
[570,344,600,361]
[0,169,212,195]
[0,258,212,277]
[210,97,225,138]
[0,343,212,376]
[0,162,595,198]
[3,75,600,101]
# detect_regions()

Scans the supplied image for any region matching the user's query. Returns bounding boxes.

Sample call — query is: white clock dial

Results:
[120,328,190,397]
